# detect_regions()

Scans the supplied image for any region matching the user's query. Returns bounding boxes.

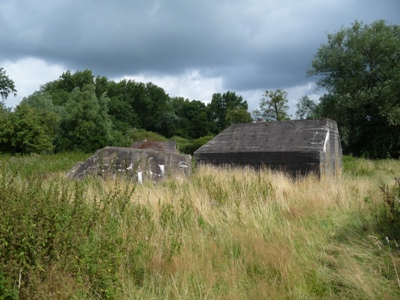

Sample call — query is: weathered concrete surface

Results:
[194,119,342,177]
[67,146,191,182]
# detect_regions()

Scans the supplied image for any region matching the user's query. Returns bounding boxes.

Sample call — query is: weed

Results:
[1,154,400,299]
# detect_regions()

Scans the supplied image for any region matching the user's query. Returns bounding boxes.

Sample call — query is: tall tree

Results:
[42,70,96,105]
[57,84,112,153]
[308,20,400,158]
[171,98,210,139]
[226,107,253,125]
[295,96,317,120]
[20,91,64,117]
[115,80,170,132]
[0,67,17,101]
[208,91,249,132]
[254,89,290,121]
[106,79,139,131]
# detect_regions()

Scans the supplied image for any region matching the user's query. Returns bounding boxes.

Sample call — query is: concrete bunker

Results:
[194,119,342,176]
[67,146,191,182]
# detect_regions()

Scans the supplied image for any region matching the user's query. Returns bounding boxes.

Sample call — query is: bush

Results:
[170,136,192,154]
[172,135,214,155]
[0,156,152,299]
[128,128,167,143]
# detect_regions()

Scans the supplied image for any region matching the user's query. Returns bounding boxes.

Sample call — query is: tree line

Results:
[0,69,253,154]
[1,20,399,158]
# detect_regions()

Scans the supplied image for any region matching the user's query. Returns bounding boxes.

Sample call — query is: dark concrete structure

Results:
[194,119,342,176]
[67,146,191,182]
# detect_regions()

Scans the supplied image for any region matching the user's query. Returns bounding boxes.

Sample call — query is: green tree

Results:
[42,69,96,106]
[0,67,17,101]
[295,96,317,120]
[308,20,400,158]
[20,91,64,117]
[141,82,170,132]
[186,100,211,138]
[0,106,13,152]
[226,107,253,125]
[115,80,169,132]
[0,103,57,153]
[57,84,112,153]
[208,91,249,132]
[171,97,211,139]
[106,79,139,132]
[155,110,180,138]
[254,89,290,121]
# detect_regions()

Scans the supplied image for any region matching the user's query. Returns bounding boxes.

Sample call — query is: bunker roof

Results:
[195,119,338,154]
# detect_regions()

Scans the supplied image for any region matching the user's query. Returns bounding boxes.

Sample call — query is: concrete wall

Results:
[194,119,343,177]
[67,147,191,182]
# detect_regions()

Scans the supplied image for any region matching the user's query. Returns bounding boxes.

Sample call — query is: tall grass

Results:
[0,154,399,299]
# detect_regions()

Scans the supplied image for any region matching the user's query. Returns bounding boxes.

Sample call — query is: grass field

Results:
[0,153,399,299]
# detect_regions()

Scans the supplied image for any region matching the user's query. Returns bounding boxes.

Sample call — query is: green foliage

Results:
[170,97,211,139]
[0,103,58,153]
[105,79,175,137]
[170,136,192,153]
[308,20,400,158]
[0,102,10,114]
[132,82,170,132]
[0,155,152,299]
[1,68,252,154]
[107,96,138,132]
[0,267,17,300]
[20,91,64,117]
[0,68,17,101]
[106,80,142,131]
[0,154,400,298]
[342,155,374,176]
[183,135,215,155]
[129,128,167,143]
[57,84,112,153]
[155,110,180,138]
[226,107,253,125]
[375,178,400,237]
[170,135,215,155]
[295,95,317,120]
[208,91,249,132]
[41,70,96,106]
[254,89,290,121]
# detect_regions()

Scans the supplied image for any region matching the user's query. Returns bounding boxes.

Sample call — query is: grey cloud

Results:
[1,0,399,94]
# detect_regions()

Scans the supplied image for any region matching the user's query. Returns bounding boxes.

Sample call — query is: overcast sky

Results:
[1,0,399,116]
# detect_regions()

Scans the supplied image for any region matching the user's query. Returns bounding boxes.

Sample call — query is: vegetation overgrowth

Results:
[1,153,400,299]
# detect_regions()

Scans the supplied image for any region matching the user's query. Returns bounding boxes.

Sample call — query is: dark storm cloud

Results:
[1,0,399,92]
[0,0,239,73]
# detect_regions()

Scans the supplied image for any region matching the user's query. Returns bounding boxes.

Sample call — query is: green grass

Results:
[0,154,399,299]
[0,152,90,178]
